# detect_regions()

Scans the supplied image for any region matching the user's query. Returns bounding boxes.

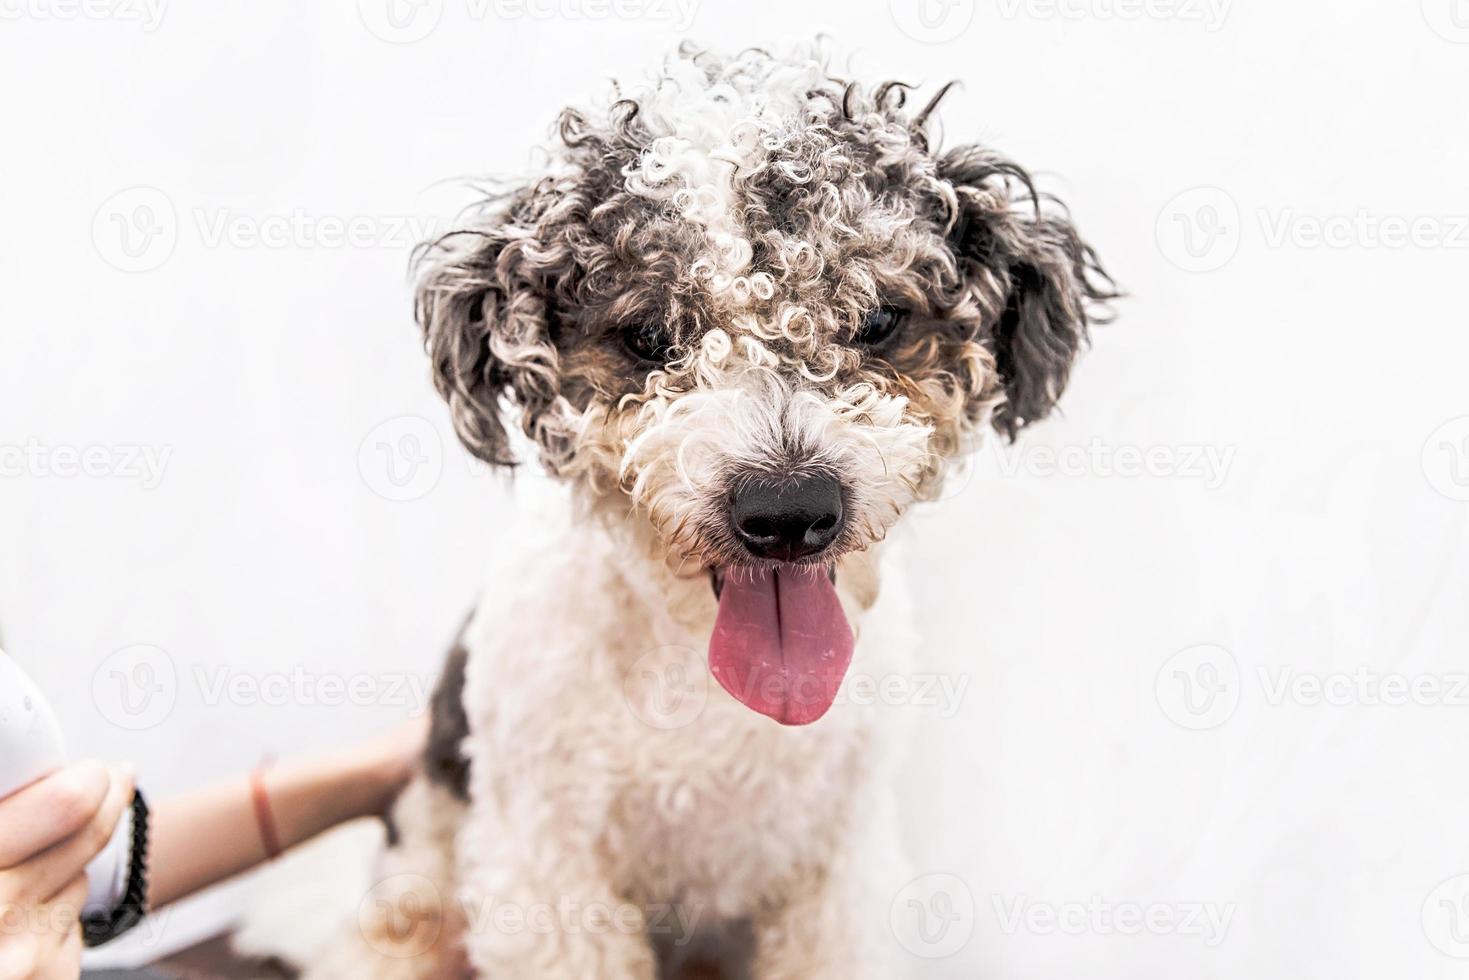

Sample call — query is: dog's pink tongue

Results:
[708,565,854,726]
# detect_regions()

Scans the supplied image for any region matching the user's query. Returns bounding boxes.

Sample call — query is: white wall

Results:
[3,0,1469,976]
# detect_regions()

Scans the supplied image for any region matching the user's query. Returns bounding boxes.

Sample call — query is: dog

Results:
[306,41,1115,980]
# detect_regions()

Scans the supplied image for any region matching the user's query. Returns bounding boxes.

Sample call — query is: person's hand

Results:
[353,714,431,815]
[0,762,134,980]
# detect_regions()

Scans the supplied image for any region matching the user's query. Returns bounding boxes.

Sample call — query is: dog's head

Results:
[417,44,1115,724]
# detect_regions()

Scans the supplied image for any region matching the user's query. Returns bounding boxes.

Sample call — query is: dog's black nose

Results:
[730,475,845,562]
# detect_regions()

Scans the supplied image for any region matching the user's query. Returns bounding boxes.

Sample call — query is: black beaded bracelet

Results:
[82,789,151,948]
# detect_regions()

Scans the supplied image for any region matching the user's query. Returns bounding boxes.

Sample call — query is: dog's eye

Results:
[622,325,674,364]
[854,306,907,348]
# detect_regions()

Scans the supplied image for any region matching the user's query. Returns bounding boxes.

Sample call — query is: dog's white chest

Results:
[604,685,874,916]
[457,518,914,924]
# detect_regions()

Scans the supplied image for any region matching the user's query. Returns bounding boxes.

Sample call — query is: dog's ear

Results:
[414,210,560,469]
[938,146,1118,441]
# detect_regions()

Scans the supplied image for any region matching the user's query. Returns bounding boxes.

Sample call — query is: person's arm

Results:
[148,719,426,909]
[0,763,134,980]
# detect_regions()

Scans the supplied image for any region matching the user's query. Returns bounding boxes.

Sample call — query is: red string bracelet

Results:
[250,762,283,860]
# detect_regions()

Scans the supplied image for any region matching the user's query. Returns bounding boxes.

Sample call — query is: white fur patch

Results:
[624,51,826,306]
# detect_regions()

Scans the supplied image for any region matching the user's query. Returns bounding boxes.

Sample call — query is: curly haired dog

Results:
[308,42,1114,980]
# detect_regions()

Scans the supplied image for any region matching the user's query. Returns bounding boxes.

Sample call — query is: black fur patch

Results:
[653,914,752,980]
[423,633,472,802]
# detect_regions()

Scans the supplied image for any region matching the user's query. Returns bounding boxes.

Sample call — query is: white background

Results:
[3,0,1469,976]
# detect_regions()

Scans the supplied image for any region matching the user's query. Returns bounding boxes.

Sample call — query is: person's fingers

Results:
[46,871,89,912]
[38,877,88,980]
[43,925,85,980]
[0,875,87,980]
[0,762,110,869]
[42,873,89,946]
[6,766,132,906]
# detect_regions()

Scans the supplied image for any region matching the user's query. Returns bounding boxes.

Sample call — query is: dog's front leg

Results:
[303,777,468,980]
[455,808,657,980]
[751,799,907,980]
[751,876,895,980]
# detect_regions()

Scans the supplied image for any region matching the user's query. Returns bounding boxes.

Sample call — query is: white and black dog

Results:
[306,41,1114,980]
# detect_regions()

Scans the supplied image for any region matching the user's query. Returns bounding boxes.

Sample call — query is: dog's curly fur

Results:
[307,41,1115,979]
